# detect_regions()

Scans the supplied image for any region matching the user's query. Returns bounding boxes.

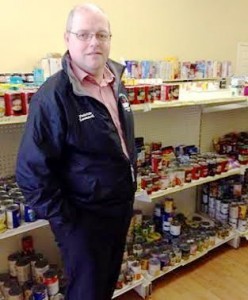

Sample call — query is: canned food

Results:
[35,259,49,283]
[0,208,6,225]
[8,285,23,300]
[32,284,49,300]
[43,269,59,296]
[8,252,21,277]
[24,203,36,222]
[0,94,5,117]
[23,280,33,300]
[30,253,44,279]
[6,204,21,229]
[16,257,31,285]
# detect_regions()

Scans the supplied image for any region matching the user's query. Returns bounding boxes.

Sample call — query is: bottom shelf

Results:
[112,276,144,298]
[142,231,237,282]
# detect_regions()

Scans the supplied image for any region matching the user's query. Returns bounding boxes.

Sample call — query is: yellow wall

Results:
[0,0,247,72]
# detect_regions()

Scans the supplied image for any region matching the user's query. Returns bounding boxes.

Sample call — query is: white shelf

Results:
[112,276,144,298]
[143,231,237,282]
[131,97,247,112]
[0,115,27,125]
[0,219,49,240]
[135,167,243,202]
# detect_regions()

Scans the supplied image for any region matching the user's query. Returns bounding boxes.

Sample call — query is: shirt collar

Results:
[70,58,115,87]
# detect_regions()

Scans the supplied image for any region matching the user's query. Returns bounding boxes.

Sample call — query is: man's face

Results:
[64,9,111,78]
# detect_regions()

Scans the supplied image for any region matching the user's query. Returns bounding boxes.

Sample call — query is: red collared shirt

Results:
[71,60,129,158]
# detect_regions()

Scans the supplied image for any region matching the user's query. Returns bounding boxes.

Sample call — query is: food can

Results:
[43,269,59,296]
[0,208,6,225]
[8,285,23,300]
[148,258,160,276]
[0,94,5,117]
[16,257,31,285]
[6,204,21,229]
[23,280,33,300]
[4,92,24,116]
[8,252,21,277]
[30,253,44,279]
[32,284,49,300]
[35,259,49,283]
[24,203,36,222]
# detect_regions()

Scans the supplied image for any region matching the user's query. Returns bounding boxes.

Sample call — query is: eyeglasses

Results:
[68,31,112,42]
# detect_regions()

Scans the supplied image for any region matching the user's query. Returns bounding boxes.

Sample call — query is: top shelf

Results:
[0,97,247,124]
[131,96,248,112]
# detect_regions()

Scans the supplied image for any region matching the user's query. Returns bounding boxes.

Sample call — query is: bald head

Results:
[66,3,110,32]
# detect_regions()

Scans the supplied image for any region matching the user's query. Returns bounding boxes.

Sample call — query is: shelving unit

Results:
[0,93,247,299]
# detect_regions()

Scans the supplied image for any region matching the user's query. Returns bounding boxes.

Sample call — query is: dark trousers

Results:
[50,203,133,300]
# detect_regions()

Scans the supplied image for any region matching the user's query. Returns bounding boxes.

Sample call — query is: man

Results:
[16,3,136,300]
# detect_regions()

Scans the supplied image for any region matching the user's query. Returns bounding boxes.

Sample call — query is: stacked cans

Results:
[0,178,36,232]
[201,178,248,231]
[1,235,61,299]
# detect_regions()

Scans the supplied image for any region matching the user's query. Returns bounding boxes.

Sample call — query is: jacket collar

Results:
[62,51,125,98]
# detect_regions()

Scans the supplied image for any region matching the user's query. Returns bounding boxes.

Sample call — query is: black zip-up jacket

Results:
[16,53,136,222]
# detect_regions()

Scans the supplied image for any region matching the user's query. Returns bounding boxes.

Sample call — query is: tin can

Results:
[0,273,10,293]
[238,218,247,232]
[8,285,23,300]
[6,204,21,229]
[229,204,239,219]
[8,252,21,277]
[3,279,18,299]
[170,220,181,236]
[23,280,33,300]
[4,92,24,116]
[24,203,36,222]
[32,284,49,300]
[16,257,31,285]
[30,253,44,279]
[22,236,34,255]
[130,261,142,280]
[0,208,6,225]
[21,91,35,115]
[35,259,49,283]
[43,269,59,296]
[148,258,160,276]
[0,94,5,117]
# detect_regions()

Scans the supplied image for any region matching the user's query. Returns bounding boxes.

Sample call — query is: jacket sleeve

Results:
[16,91,67,221]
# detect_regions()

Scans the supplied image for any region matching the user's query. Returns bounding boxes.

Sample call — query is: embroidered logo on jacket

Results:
[78,112,95,122]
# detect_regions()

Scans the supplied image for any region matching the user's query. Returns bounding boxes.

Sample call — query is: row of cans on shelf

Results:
[125,84,180,104]
[138,156,232,195]
[124,60,232,80]
[0,90,36,117]
[0,74,34,84]
[201,196,248,232]
[0,183,36,231]
[122,209,231,279]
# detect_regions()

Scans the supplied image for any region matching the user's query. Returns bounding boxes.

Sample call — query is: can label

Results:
[32,284,49,300]
[24,204,36,222]
[6,204,21,229]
